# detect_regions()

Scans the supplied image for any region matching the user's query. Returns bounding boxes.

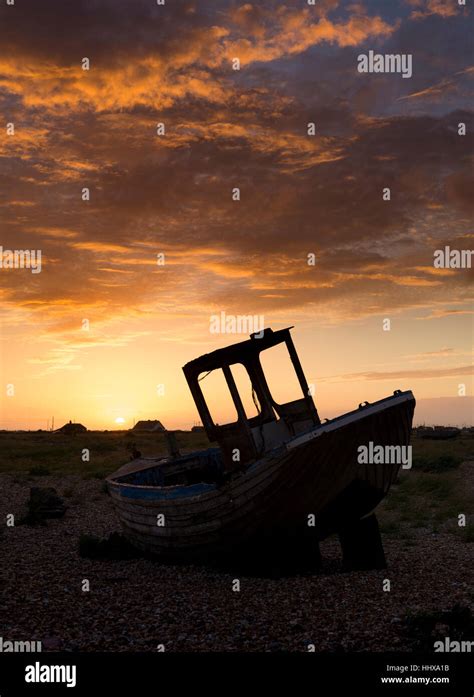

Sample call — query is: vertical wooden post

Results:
[164,430,180,459]
[338,514,386,570]
[285,333,320,424]
[222,364,256,451]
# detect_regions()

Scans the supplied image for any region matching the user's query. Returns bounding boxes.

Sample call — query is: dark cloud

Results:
[0,0,472,330]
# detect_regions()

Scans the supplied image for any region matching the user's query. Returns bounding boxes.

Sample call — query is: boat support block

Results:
[338,514,386,570]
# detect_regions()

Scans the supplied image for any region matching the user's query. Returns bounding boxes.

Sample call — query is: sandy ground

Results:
[0,473,472,652]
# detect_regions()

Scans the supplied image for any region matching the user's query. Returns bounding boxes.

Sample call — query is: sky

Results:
[0,0,472,431]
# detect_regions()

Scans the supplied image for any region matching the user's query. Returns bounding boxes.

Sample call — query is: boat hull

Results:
[107,391,415,561]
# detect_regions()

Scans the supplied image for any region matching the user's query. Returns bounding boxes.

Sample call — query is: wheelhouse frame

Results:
[183,327,320,471]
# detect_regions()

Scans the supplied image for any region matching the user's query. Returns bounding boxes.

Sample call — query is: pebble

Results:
[1,473,472,652]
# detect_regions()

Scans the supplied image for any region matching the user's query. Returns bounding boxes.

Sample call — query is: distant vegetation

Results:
[1,429,472,543]
[0,430,211,477]
[377,433,473,539]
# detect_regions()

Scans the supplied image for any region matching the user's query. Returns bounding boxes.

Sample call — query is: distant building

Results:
[57,420,87,435]
[191,425,205,432]
[132,420,165,432]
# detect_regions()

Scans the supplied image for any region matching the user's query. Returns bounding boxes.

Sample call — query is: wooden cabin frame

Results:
[183,327,320,471]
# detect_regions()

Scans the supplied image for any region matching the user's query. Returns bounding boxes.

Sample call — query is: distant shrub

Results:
[87,442,112,454]
[406,475,453,498]
[28,465,50,476]
[413,455,461,473]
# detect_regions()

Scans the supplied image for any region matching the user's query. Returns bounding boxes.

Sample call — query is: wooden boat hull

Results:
[107,391,415,561]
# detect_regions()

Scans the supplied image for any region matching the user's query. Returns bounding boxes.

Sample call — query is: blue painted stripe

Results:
[112,481,216,501]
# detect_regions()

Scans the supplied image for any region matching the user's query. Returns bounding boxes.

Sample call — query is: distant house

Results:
[191,425,205,432]
[57,420,87,435]
[132,420,165,433]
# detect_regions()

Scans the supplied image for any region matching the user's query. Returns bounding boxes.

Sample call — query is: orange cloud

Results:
[406,0,461,19]
[321,364,473,382]
[0,7,396,114]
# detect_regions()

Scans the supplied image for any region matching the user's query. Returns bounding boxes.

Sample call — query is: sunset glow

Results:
[0,0,472,431]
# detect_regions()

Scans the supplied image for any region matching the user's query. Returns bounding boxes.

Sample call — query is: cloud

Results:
[398,66,474,106]
[0,1,396,113]
[0,0,472,379]
[407,347,455,358]
[405,0,463,20]
[321,365,474,382]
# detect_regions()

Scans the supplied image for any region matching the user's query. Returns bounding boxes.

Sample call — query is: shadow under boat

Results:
[107,327,415,572]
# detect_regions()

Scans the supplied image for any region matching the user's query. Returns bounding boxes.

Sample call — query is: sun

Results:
[115,417,126,425]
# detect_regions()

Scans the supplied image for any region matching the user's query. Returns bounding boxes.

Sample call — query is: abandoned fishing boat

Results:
[107,327,416,568]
